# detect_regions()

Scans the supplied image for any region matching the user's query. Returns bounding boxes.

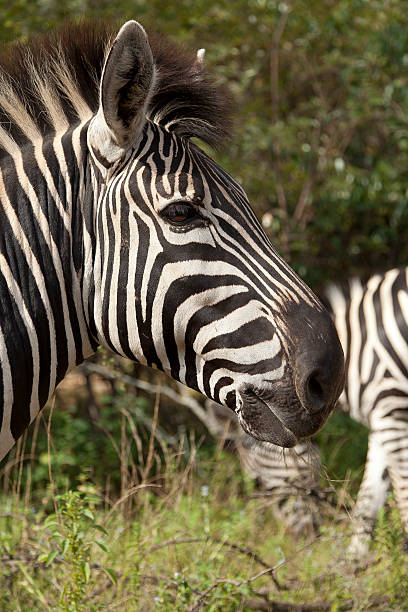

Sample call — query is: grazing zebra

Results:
[326,267,408,555]
[205,400,321,535]
[0,20,344,461]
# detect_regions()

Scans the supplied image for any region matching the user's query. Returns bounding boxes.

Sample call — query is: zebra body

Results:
[327,267,408,555]
[0,21,344,460]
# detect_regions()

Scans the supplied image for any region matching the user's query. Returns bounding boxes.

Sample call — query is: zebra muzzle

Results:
[236,384,299,447]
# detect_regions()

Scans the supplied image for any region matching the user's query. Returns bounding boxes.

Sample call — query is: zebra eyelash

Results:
[159,200,209,231]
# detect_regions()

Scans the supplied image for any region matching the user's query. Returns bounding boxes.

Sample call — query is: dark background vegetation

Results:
[2,0,408,289]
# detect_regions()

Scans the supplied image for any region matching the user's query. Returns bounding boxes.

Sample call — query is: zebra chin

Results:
[236,405,298,448]
[233,380,333,448]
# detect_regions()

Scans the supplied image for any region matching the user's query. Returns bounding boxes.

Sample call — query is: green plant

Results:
[39,490,113,612]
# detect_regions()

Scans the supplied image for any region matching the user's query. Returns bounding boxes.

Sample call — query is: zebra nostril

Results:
[305,371,326,414]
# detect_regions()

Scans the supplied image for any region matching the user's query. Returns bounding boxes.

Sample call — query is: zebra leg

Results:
[385,433,408,543]
[348,430,390,556]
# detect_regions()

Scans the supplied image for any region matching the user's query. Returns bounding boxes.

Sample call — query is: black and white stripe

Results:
[326,267,408,554]
[0,20,344,460]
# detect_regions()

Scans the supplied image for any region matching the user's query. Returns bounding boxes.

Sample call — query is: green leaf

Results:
[43,518,59,530]
[95,540,108,552]
[49,533,62,544]
[81,561,91,583]
[103,567,117,585]
[83,508,95,521]
[61,538,69,556]
[45,549,59,566]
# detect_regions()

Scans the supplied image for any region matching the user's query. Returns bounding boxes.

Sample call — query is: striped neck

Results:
[0,123,96,452]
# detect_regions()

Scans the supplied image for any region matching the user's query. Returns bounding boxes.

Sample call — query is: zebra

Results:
[326,267,408,555]
[0,20,344,461]
[205,399,321,535]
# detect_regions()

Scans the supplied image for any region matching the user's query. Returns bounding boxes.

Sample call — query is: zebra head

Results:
[86,21,344,447]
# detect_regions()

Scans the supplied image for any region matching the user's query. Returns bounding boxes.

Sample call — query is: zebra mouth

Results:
[236,387,298,448]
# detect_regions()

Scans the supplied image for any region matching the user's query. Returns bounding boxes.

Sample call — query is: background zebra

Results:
[224,267,408,553]
[326,267,408,555]
[0,20,344,460]
[204,399,322,535]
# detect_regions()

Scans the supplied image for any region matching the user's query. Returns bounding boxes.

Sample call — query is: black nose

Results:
[289,303,345,415]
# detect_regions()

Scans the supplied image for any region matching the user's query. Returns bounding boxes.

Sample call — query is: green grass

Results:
[1,426,408,612]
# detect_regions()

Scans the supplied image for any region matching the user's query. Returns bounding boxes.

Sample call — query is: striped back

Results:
[326,268,408,425]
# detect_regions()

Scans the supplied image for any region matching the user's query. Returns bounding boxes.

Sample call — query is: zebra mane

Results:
[0,21,233,155]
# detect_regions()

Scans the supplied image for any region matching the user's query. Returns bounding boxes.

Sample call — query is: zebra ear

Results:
[89,21,155,159]
[195,48,206,69]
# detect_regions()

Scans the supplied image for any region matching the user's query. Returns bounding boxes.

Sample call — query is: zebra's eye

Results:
[161,202,201,226]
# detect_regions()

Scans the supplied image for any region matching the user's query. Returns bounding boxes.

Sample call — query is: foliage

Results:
[0,367,400,610]
[1,1,407,286]
[0,425,407,611]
